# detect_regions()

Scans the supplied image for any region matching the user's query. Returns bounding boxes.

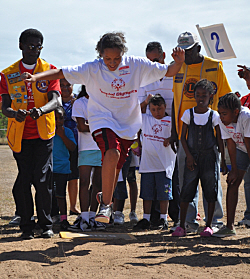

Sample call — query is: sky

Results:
[1,0,250,95]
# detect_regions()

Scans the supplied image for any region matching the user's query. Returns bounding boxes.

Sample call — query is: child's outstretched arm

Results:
[141,94,153,114]
[165,47,185,77]
[56,126,76,152]
[21,69,64,83]
[215,125,228,175]
[181,122,196,171]
[226,138,238,185]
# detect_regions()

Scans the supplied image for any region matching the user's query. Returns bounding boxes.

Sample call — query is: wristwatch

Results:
[38,107,44,116]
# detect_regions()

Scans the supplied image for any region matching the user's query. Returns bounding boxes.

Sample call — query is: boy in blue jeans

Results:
[52,106,76,230]
[134,94,176,230]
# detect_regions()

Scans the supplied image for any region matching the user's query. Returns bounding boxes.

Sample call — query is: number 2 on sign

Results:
[211,32,225,53]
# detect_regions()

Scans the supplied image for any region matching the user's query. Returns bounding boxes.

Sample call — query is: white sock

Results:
[89,211,96,219]
[160,214,168,221]
[143,213,151,221]
[115,211,122,215]
[80,211,89,223]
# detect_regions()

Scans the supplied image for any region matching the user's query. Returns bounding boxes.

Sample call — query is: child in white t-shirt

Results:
[69,86,105,232]
[172,79,227,238]
[214,93,250,237]
[21,32,184,223]
[133,94,176,230]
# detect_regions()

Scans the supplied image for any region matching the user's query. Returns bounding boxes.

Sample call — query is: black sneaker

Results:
[95,203,112,224]
[60,220,70,231]
[133,218,150,230]
[68,216,81,232]
[21,231,34,240]
[158,218,168,230]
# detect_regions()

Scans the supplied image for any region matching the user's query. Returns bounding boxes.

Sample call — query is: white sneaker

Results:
[129,211,138,225]
[114,211,124,225]
[238,217,250,226]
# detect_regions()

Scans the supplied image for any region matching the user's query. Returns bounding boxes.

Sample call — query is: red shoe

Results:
[200,226,213,237]
[172,226,186,237]
[196,213,201,221]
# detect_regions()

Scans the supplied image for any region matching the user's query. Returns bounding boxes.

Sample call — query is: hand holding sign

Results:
[196,23,236,60]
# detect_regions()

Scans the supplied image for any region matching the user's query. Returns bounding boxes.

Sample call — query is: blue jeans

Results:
[243,168,250,220]
[177,141,223,229]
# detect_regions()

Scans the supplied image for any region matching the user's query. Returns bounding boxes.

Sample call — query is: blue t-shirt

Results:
[53,126,76,174]
[62,94,78,142]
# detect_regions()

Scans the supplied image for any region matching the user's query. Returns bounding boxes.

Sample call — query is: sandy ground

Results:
[0,145,250,279]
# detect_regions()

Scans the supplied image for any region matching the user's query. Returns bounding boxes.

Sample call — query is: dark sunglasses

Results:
[27,45,43,51]
[152,53,163,62]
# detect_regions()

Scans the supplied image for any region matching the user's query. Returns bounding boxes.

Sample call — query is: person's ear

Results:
[19,42,23,51]
[197,45,201,53]
[234,108,240,117]
[163,52,166,60]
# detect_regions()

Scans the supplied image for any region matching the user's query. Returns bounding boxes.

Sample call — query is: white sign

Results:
[196,23,236,60]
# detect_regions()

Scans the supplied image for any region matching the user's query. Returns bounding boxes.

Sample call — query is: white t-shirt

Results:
[219,106,250,153]
[181,108,219,127]
[139,114,176,179]
[72,97,100,152]
[138,76,173,116]
[62,56,168,140]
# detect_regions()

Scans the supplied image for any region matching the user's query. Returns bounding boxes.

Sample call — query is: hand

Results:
[145,94,153,105]
[220,159,228,175]
[29,107,42,120]
[237,65,250,80]
[226,169,238,186]
[171,47,185,64]
[15,109,28,122]
[20,72,37,83]
[169,135,178,153]
[56,124,65,138]
[186,154,196,171]
[163,137,170,147]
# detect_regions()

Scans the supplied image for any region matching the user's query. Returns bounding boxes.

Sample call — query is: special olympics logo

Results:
[111,78,125,91]
[152,124,162,134]
[183,78,198,99]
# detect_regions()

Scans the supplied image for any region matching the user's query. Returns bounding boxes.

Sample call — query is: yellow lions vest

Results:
[2,58,56,153]
[173,56,231,139]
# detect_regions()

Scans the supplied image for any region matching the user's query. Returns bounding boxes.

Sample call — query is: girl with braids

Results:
[172,79,227,237]
[214,92,250,237]
[21,31,184,224]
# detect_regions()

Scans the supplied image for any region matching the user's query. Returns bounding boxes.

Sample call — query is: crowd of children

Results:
[2,28,250,240]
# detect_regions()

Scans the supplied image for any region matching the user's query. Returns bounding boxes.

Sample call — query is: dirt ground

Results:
[0,145,250,279]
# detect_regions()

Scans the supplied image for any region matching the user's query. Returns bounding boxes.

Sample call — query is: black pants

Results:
[13,138,53,233]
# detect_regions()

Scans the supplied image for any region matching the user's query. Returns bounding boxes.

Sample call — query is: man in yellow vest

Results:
[1,28,61,239]
[171,32,231,233]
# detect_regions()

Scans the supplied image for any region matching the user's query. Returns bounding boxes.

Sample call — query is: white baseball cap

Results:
[177,32,199,49]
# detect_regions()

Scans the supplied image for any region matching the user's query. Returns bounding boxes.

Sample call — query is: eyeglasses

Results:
[27,45,43,51]
[152,53,163,62]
